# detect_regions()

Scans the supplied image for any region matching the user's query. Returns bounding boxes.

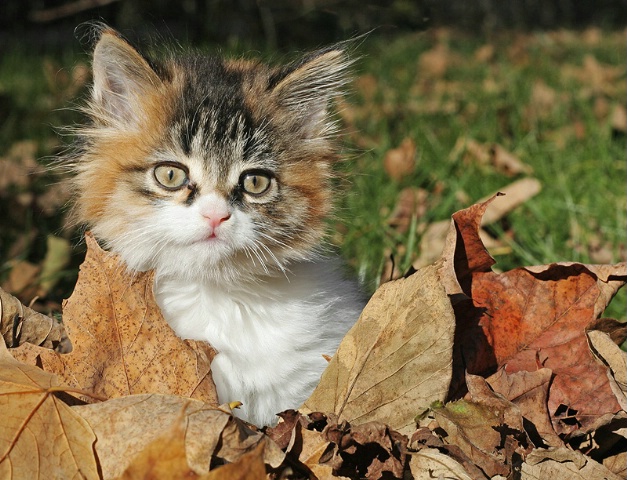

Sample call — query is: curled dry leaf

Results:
[587,317,627,348]
[412,178,541,269]
[586,330,627,409]
[0,141,39,191]
[73,393,284,479]
[0,286,71,353]
[529,80,557,119]
[488,144,533,176]
[206,441,267,480]
[302,261,456,435]
[117,415,198,479]
[0,341,98,479]
[388,187,429,233]
[443,195,627,435]
[478,177,541,225]
[418,43,451,78]
[306,417,408,479]
[2,260,40,299]
[409,448,475,480]
[383,137,416,181]
[455,138,533,176]
[521,446,622,480]
[433,374,531,478]
[10,233,218,404]
[611,104,627,134]
[487,368,563,447]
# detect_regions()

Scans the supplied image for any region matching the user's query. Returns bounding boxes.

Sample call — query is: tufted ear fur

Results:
[91,29,161,124]
[270,48,351,139]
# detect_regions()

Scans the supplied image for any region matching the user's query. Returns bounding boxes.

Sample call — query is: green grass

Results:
[332,30,626,318]
[0,28,625,319]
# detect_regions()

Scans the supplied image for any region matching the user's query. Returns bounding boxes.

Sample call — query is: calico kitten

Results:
[70,26,364,426]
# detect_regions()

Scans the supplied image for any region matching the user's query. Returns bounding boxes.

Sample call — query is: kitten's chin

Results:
[119,243,290,285]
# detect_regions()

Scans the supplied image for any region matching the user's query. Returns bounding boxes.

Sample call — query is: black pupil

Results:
[251,176,258,187]
[168,169,174,181]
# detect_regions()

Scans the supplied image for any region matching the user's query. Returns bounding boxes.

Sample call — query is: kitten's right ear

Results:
[91,28,161,124]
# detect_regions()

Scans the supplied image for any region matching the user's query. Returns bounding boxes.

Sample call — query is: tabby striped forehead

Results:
[165,56,276,182]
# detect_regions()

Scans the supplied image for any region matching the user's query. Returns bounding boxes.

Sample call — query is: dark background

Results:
[1,0,626,53]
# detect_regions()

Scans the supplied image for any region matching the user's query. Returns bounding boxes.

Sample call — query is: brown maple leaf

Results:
[74,393,284,478]
[10,233,218,405]
[0,341,98,478]
[302,261,456,435]
[444,196,626,435]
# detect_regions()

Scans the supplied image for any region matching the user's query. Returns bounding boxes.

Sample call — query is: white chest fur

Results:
[153,258,363,426]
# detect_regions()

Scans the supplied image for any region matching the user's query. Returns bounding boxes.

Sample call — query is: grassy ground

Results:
[0,27,625,318]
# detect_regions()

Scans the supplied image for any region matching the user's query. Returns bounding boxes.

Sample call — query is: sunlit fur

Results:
[69,26,364,426]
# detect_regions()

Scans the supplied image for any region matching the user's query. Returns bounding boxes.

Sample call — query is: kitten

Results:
[70,26,364,426]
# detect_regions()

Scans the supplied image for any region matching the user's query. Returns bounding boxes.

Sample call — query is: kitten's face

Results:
[73,28,349,282]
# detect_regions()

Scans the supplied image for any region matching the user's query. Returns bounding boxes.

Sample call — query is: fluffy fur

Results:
[70,26,364,426]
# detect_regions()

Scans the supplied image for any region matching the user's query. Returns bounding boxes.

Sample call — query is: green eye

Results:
[154,163,189,190]
[240,171,273,196]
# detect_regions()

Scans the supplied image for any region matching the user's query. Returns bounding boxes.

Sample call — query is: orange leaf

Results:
[11,233,218,405]
[0,341,98,478]
[446,197,627,435]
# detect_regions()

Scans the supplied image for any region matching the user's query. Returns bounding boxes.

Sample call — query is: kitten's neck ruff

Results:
[153,258,362,427]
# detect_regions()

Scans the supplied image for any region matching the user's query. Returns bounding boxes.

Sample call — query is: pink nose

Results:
[204,213,231,229]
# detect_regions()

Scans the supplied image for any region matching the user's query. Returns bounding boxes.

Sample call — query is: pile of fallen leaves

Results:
[1,194,624,479]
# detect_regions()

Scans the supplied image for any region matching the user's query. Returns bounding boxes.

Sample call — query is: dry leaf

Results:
[412,179,540,270]
[119,414,269,480]
[265,409,302,451]
[206,441,267,479]
[74,393,283,478]
[418,43,450,78]
[434,374,531,478]
[603,451,627,477]
[611,104,626,134]
[75,394,227,478]
[587,317,627,346]
[0,286,71,352]
[587,330,627,409]
[409,448,476,480]
[354,74,378,100]
[303,262,456,435]
[2,260,40,298]
[529,81,557,118]
[521,447,622,479]
[0,141,39,191]
[315,419,407,479]
[383,137,416,181]
[445,197,627,435]
[479,178,541,225]
[0,341,98,479]
[11,233,218,404]
[474,44,494,63]
[489,144,533,176]
[118,415,198,479]
[455,138,533,177]
[388,187,429,233]
[412,219,450,269]
[487,368,563,447]
[299,428,334,476]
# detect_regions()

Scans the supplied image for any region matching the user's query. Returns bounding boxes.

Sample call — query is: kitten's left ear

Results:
[271,48,352,138]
